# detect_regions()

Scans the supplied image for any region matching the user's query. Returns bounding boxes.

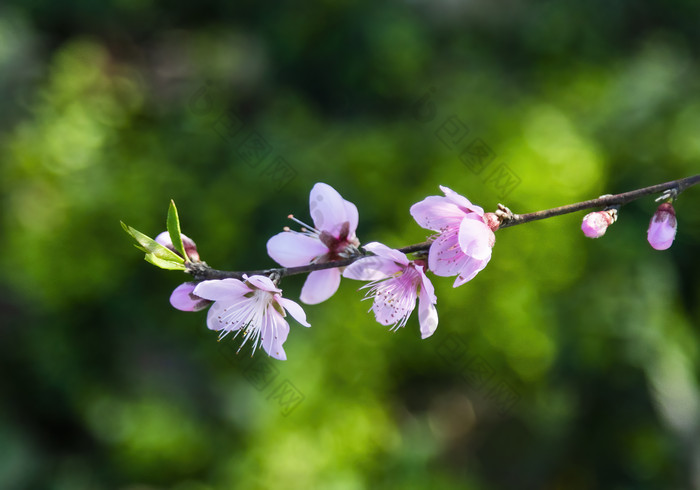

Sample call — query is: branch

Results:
[498,174,700,229]
[188,174,700,281]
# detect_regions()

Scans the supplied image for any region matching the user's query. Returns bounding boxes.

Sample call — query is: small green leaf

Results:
[121,221,185,265]
[167,200,188,261]
[144,253,187,271]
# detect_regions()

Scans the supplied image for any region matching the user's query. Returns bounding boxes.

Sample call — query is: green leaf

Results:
[144,253,187,271]
[167,200,188,261]
[121,221,185,265]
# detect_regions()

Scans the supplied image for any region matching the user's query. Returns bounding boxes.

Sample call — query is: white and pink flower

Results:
[410,186,496,287]
[343,242,438,338]
[267,183,360,304]
[193,275,310,360]
[647,203,677,251]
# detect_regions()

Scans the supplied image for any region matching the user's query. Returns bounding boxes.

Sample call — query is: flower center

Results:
[285,215,359,263]
[218,287,275,355]
[365,265,421,330]
[317,222,360,261]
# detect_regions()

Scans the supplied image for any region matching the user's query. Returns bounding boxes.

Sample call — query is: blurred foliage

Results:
[1,1,700,489]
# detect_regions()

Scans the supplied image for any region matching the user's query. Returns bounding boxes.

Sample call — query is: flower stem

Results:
[188,174,700,281]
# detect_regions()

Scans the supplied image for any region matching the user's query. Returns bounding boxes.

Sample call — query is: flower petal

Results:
[194,278,249,301]
[371,284,416,327]
[428,231,491,286]
[344,199,359,238]
[245,274,281,293]
[416,265,436,304]
[309,183,355,236]
[452,257,490,287]
[169,282,211,311]
[267,232,329,267]
[277,297,311,327]
[300,268,341,304]
[269,344,286,361]
[428,230,465,277]
[261,309,290,360]
[648,223,676,250]
[343,256,400,281]
[439,186,484,215]
[206,300,237,331]
[343,242,406,281]
[418,287,438,339]
[410,196,467,231]
[458,218,494,261]
[363,242,409,266]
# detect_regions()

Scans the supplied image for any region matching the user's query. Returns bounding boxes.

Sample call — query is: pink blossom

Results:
[169,282,211,311]
[155,231,200,261]
[193,275,310,360]
[343,242,438,338]
[410,186,495,287]
[267,183,360,304]
[647,203,677,250]
[581,210,617,238]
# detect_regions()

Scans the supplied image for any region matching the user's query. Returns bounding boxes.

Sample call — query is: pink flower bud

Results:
[170,282,211,311]
[155,231,200,261]
[483,212,500,232]
[581,210,616,238]
[647,203,677,250]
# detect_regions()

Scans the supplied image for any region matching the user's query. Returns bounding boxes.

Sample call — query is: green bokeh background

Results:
[1,2,699,489]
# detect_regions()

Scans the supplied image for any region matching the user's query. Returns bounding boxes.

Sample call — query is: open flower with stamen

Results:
[410,186,496,287]
[267,183,360,304]
[193,275,310,360]
[343,242,438,339]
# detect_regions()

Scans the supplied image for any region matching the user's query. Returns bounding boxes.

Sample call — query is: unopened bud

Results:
[647,203,677,251]
[483,212,500,232]
[581,209,617,238]
[169,282,211,311]
[155,231,200,261]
